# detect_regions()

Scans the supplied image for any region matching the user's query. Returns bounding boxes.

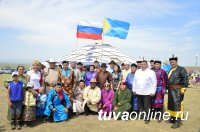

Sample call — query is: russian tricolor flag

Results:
[77,20,103,40]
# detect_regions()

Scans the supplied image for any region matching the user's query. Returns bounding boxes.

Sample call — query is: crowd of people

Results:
[4,56,189,130]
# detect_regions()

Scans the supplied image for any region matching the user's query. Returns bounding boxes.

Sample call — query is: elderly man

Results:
[73,80,86,115]
[122,61,131,81]
[83,78,101,116]
[60,61,76,101]
[167,56,189,129]
[125,63,138,111]
[96,63,112,89]
[113,82,132,120]
[44,58,60,94]
[132,60,157,124]
[70,61,82,85]
[44,82,71,122]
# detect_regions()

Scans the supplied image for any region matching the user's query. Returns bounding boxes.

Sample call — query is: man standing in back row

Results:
[167,56,188,129]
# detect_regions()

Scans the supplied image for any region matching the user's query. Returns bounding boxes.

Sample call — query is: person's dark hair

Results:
[90,65,95,70]
[62,61,69,64]
[150,60,154,63]
[79,79,85,84]
[77,62,83,66]
[94,61,99,64]
[17,66,25,71]
[141,60,148,63]
[58,64,62,69]
[131,63,137,68]
[114,64,121,73]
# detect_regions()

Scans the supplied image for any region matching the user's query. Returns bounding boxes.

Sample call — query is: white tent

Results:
[56,43,136,64]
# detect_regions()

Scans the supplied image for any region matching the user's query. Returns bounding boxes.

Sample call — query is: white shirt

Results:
[106,66,113,73]
[27,70,41,90]
[122,69,131,81]
[71,67,82,82]
[132,68,157,95]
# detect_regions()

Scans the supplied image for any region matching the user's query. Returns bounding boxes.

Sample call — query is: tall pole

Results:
[101,35,104,63]
[75,38,78,61]
[195,54,199,73]
[76,18,79,61]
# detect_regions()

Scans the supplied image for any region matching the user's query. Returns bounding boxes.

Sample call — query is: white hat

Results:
[12,71,19,77]
[124,61,130,65]
[49,58,56,63]
[26,82,34,88]
[41,62,49,67]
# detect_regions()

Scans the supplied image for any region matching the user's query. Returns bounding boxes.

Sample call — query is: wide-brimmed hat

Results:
[100,63,107,68]
[124,61,130,65]
[32,60,40,65]
[49,58,57,63]
[90,78,97,83]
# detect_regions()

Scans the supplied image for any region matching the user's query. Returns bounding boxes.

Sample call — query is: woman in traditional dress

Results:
[84,65,97,86]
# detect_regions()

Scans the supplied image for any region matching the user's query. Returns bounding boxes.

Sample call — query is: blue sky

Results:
[0,0,199,66]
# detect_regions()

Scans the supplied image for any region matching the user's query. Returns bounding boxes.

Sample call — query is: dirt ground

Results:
[0,74,200,132]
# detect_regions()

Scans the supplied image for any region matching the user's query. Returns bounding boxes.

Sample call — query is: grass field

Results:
[0,74,200,132]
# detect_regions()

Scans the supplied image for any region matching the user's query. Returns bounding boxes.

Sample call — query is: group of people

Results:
[5,56,189,130]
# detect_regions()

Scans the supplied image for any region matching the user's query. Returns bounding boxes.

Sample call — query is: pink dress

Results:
[99,88,114,116]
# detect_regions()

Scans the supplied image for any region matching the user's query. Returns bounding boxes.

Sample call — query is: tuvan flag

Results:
[103,18,130,39]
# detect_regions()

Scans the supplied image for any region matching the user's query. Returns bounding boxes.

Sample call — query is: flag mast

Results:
[75,18,79,61]
[101,34,104,63]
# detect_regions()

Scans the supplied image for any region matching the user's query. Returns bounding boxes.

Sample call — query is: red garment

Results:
[39,72,43,86]
[59,91,63,100]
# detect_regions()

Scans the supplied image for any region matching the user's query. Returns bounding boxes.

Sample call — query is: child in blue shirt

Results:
[8,72,23,130]
[36,87,47,121]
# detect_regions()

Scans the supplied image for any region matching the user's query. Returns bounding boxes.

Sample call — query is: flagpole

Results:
[76,18,80,61]
[101,34,104,63]
[75,38,78,61]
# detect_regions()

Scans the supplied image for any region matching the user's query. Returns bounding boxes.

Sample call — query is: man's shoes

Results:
[145,120,150,124]
[166,117,174,124]
[11,123,16,130]
[43,117,49,123]
[171,121,180,129]
[16,121,21,130]
[23,123,28,128]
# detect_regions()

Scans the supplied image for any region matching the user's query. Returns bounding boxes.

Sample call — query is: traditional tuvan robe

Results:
[151,68,167,109]
[113,88,132,117]
[83,86,101,112]
[60,68,76,100]
[44,89,71,122]
[73,87,85,114]
[84,71,97,86]
[44,67,60,94]
[99,88,114,116]
[167,66,188,118]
